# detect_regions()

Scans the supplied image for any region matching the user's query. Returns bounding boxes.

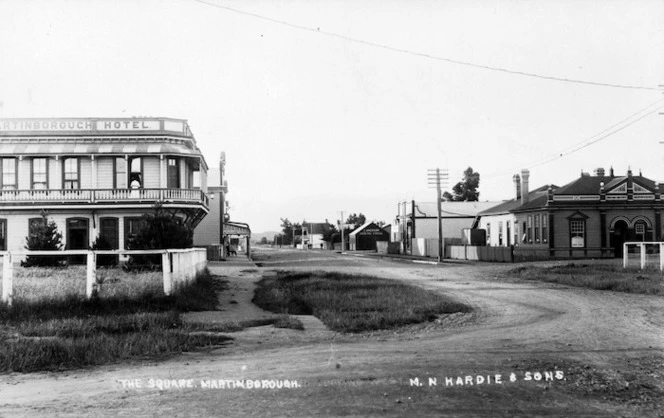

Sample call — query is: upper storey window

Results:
[63,158,79,189]
[1,158,17,190]
[32,158,48,190]
[167,158,180,188]
[129,157,142,188]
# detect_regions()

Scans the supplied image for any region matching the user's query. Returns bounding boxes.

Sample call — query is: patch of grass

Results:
[0,270,230,373]
[186,315,304,333]
[253,271,471,333]
[506,263,664,295]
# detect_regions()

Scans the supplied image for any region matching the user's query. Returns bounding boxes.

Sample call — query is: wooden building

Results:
[349,222,390,251]
[0,117,209,258]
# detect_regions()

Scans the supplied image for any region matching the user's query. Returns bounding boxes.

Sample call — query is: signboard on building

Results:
[0,118,186,135]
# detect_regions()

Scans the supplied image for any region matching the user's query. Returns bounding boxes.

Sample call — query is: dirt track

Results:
[1,248,663,417]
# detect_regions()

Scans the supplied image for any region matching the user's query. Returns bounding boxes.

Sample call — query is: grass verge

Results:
[0,269,231,373]
[252,271,471,333]
[505,263,664,295]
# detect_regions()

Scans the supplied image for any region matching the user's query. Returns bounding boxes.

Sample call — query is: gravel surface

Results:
[1,247,663,417]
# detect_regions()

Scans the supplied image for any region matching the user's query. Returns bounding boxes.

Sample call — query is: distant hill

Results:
[252,231,281,243]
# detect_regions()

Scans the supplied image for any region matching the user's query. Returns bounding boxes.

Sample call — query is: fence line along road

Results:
[0,248,207,307]
[623,241,664,271]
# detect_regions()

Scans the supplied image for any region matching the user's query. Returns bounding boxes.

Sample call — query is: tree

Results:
[346,213,366,230]
[280,218,302,246]
[126,204,194,270]
[260,237,268,245]
[443,167,480,201]
[21,212,65,267]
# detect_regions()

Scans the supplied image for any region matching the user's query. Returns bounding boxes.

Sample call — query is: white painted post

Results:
[640,243,646,270]
[660,243,664,272]
[623,243,628,268]
[86,251,97,298]
[2,253,13,307]
[163,251,172,295]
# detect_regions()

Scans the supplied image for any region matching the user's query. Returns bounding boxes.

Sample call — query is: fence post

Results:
[163,251,172,295]
[623,243,628,268]
[2,253,13,307]
[640,243,646,270]
[86,251,97,299]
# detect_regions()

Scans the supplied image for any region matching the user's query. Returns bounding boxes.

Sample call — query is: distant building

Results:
[301,222,331,249]
[393,200,502,253]
[349,222,390,251]
[0,117,209,257]
[193,156,251,257]
[477,168,663,259]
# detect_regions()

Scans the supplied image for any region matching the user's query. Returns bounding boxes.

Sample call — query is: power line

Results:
[486,97,664,178]
[190,0,662,92]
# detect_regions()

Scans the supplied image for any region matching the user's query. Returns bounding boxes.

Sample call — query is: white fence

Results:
[622,242,664,271]
[1,248,207,306]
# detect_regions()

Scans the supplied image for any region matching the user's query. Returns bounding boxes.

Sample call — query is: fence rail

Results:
[622,242,664,271]
[1,248,207,306]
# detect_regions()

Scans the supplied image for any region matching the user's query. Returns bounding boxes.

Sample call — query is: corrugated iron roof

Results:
[410,201,503,218]
[0,142,202,156]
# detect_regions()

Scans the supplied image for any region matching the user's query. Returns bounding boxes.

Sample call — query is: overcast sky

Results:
[1,0,663,232]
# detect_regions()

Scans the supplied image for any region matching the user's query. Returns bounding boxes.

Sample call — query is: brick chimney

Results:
[594,167,605,177]
[513,174,521,200]
[521,169,530,205]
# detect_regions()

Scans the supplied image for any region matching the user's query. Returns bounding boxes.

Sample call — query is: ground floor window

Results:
[124,217,146,248]
[0,219,6,251]
[570,220,585,248]
[634,221,647,242]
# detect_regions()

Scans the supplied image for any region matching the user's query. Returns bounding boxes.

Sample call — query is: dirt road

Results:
[2,248,663,417]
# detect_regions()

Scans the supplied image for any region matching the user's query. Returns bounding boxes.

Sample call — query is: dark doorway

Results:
[67,218,89,264]
[610,220,629,258]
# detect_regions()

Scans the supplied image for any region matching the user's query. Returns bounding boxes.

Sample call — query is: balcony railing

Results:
[0,188,209,206]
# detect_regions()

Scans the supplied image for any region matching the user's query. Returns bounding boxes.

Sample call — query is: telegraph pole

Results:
[428,168,449,262]
[340,211,345,253]
[219,152,226,259]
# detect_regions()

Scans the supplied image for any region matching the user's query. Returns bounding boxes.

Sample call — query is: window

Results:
[498,221,503,246]
[486,223,491,244]
[129,158,142,188]
[32,158,48,189]
[1,158,17,190]
[634,221,646,242]
[513,222,518,246]
[542,215,548,243]
[534,214,540,243]
[115,157,128,189]
[570,220,585,248]
[63,158,79,189]
[124,217,146,248]
[522,221,527,243]
[527,216,533,243]
[0,219,6,251]
[167,158,180,188]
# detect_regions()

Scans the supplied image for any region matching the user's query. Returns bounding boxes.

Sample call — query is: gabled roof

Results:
[410,201,503,218]
[303,222,330,234]
[478,185,553,215]
[479,170,662,216]
[349,222,385,236]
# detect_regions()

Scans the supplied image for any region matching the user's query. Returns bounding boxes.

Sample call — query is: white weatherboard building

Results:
[0,118,209,258]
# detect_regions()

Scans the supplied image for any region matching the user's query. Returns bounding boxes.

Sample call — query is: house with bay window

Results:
[476,168,663,259]
[0,117,209,258]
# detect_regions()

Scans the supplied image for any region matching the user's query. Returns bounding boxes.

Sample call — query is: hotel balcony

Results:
[0,188,209,208]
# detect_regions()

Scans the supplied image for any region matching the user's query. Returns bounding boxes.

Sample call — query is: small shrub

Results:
[21,212,65,268]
